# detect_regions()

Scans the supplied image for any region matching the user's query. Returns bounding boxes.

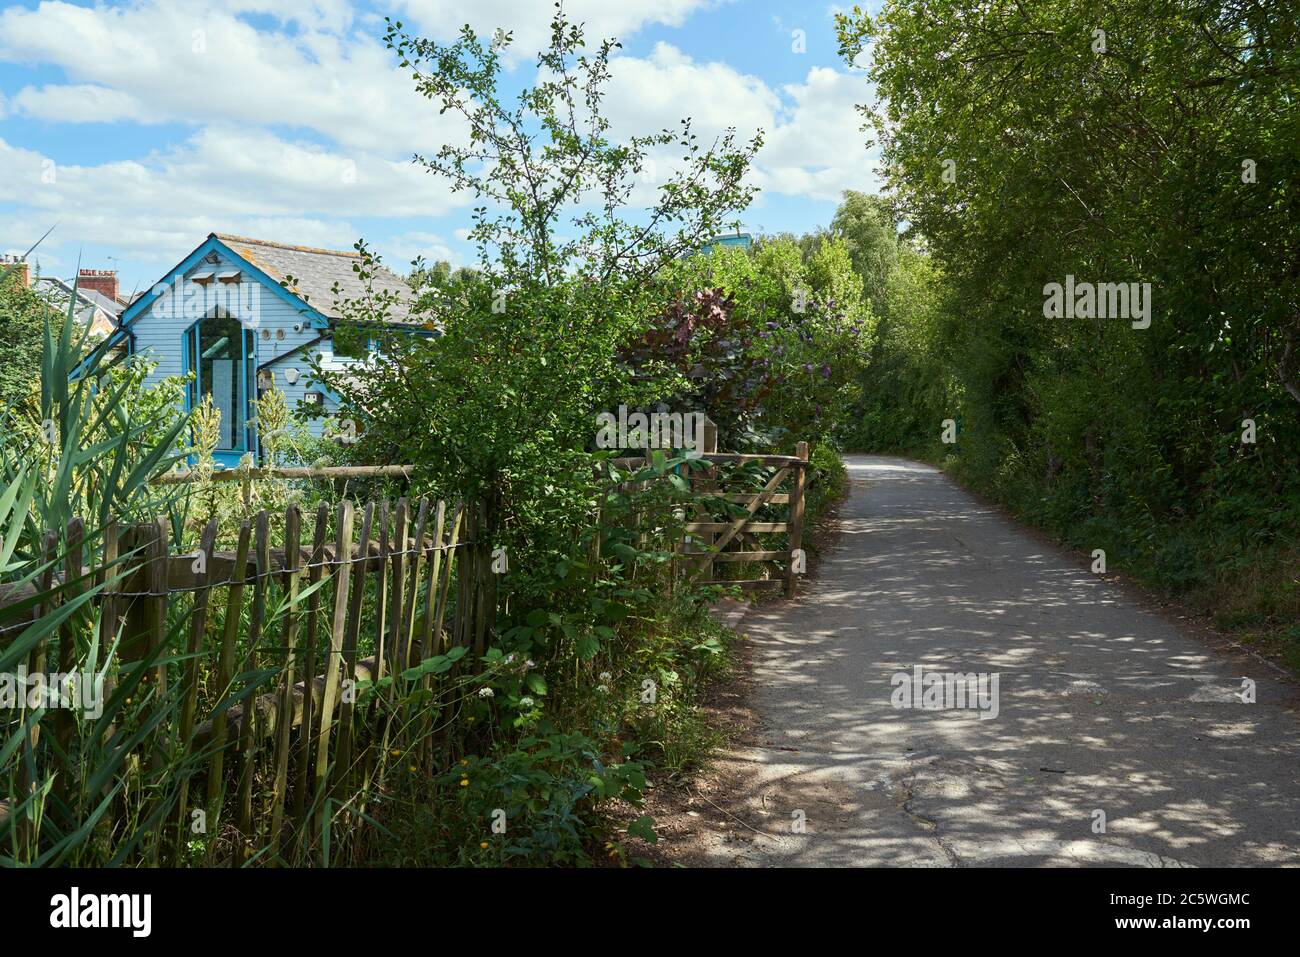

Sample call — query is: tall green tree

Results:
[836,0,1299,592]
[830,191,899,312]
[318,5,763,606]
[385,5,760,292]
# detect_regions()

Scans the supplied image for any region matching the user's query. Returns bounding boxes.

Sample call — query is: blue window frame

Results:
[183,310,257,462]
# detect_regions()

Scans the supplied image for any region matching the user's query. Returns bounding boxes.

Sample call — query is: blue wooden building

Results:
[105,233,420,468]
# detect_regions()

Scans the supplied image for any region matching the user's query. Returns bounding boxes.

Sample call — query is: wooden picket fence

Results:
[0,471,496,865]
[3,438,809,864]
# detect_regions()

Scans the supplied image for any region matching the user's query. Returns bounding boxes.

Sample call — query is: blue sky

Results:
[0,0,881,294]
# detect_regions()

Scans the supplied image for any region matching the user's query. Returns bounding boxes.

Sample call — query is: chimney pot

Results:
[2,255,30,288]
[78,268,119,304]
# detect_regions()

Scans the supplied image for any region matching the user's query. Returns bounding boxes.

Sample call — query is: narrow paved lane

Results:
[695,456,1300,867]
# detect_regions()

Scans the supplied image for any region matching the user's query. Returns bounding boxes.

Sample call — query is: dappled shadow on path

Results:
[694,456,1300,868]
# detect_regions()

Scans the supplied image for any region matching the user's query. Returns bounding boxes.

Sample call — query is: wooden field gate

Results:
[683,432,809,596]
[612,424,809,596]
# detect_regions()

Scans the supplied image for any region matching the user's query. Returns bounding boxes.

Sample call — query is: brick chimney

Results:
[1,255,28,287]
[78,268,119,303]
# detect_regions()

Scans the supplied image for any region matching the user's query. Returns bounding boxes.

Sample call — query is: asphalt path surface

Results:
[695,455,1300,867]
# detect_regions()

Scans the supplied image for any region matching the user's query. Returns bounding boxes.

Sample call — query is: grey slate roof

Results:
[213,233,417,324]
[31,276,119,342]
[34,276,123,318]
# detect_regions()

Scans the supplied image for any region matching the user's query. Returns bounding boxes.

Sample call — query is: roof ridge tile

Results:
[213,232,363,259]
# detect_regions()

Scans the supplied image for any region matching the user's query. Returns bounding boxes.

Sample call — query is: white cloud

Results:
[606,43,778,139]
[0,127,465,219]
[0,128,470,281]
[604,44,878,206]
[392,0,718,60]
[10,84,156,123]
[760,66,878,201]
[0,0,723,151]
[0,0,462,154]
[0,0,876,287]
[227,0,359,33]
[384,230,460,269]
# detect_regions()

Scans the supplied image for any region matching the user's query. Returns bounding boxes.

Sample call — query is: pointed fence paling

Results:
[4,440,811,864]
[0,491,484,866]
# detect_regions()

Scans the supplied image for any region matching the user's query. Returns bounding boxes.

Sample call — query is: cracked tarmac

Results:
[690,456,1300,867]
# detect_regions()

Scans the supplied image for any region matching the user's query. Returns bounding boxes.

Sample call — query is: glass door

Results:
[184,311,256,455]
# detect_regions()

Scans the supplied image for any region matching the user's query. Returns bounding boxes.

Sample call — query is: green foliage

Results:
[0,270,52,412]
[0,270,190,539]
[430,730,648,866]
[835,0,1300,647]
[371,594,733,867]
[657,238,874,448]
[0,276,199,866]
[612,596,733,778]
[384,6,760,291]
[830,190,899,313]
[843,243,955,452]
[805,443,849,521]
[325,3,764,589]
[304,5,778,865]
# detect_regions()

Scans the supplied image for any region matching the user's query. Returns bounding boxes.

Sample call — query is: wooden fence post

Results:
[692,420,719,582]
[268,505,301,859]
[235,511,271,854]
[96,523,121,754]
[17,530,58,859]
[174,518,218,864]
[372,500,390,678]
[207,522,251,829]
[313,500,355,849]
[401,498,429,670]
[53,518,84,812]
[291,503,330,846]
[785,441,808,599]
[701,417,718,457]
[117,524,148,665]
[419,501,447,658]
[146,517,170,694]
[388,498,409,675]
[333,501,373,800]
[141,516,169,866]
[436,503,463,655]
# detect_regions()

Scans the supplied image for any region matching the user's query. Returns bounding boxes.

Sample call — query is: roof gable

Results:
[118,234,331,330]
[118,233,418,331]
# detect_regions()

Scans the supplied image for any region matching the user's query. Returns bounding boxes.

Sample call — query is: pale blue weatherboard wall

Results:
[126,242,358,466]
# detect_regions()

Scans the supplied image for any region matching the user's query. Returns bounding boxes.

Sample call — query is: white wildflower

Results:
[477,687,495,699]
[519,696,535,708]
[599,672,611,682]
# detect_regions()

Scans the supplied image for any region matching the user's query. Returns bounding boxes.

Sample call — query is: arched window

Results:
[183,309,256,454]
